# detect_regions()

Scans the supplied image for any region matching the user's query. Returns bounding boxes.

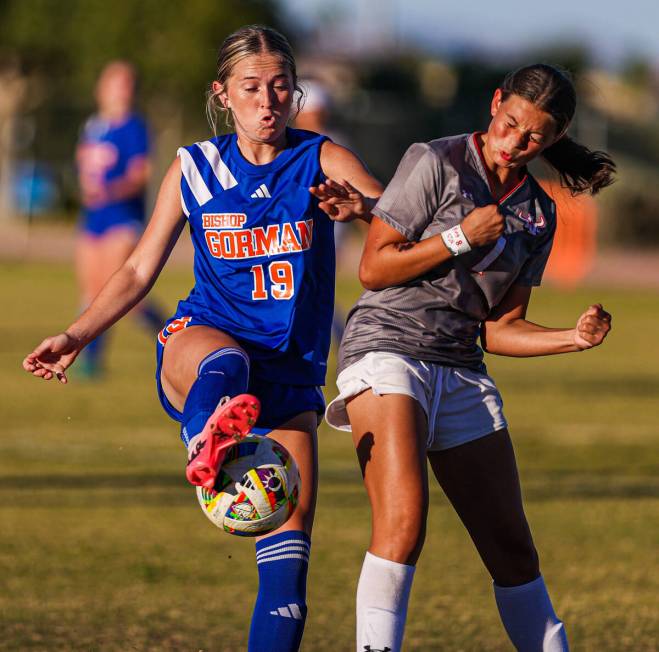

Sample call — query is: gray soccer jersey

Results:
[338,132,557,373]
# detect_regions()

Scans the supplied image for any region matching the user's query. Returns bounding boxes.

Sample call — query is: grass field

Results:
[1,260,658,651]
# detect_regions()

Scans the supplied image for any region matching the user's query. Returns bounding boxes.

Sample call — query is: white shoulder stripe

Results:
[196,140,238,190]
[177,147,212,207]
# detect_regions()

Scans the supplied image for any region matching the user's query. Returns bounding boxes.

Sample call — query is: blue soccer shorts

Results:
[155,314,326,438]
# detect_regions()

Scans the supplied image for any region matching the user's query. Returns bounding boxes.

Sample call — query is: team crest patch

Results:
[514,208,546,235]
[157,316,192,345]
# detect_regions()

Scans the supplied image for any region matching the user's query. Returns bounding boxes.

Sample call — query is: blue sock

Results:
[248,531,311,652]
[81,333,106,375]
[180,347,249,447]
[137,301,166,332]
[494,575,569,651]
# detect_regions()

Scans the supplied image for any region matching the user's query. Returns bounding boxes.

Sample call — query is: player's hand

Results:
[80,184,109,209]
[573,304,612,350]
[461,204,505,248]
[22,332,84,384]
[309,178,370,222]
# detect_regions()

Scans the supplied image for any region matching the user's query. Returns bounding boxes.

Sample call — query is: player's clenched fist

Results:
[22,332,83,383]
[461,204,505,248]
[574,304,612,350]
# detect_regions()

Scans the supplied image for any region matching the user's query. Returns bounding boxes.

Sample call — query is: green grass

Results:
[2,261,658,651]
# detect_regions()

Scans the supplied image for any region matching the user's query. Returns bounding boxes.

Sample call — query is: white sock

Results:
[356,551,416,652]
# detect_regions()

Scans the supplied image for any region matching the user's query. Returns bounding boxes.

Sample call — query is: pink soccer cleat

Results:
[186,394,261,489]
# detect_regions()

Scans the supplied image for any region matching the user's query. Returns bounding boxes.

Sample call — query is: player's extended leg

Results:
[75,226,141,376]
[427,429,569,652]
[74,233,110,376]
[347,391,429,652]
[248,411,318,652]
[134,299,166,333]
[161,325,258,486]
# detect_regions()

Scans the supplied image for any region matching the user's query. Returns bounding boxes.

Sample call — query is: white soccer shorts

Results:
[325,351,507,451]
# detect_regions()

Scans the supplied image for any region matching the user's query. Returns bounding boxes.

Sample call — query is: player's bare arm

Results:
[310,140,383,222]
[23,158,186,383]
[358,204,504,290]
[481,283,612,356]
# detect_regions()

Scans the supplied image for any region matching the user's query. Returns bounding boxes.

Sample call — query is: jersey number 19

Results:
[250,262,294,300]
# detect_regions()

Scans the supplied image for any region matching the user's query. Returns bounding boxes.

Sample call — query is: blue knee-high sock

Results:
[82,333,106,374]
[248,531,311,652]
[494,575,569,651]
[180,347,249,447]
[137,301,166,332]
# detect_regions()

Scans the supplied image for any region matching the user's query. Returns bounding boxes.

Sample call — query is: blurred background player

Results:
[294,79,334,138]
[75,60,164,377]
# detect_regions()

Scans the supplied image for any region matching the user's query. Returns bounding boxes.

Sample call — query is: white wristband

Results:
[441,224,471,256]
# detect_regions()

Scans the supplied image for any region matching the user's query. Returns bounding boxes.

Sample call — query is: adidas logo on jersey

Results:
[251,184,271,199]
[270,603,303,620]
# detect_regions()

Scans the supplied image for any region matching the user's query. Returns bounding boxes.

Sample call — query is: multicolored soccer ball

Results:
[196,435,300,536]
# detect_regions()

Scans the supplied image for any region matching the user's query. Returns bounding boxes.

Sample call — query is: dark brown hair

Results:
[501,64,615,195]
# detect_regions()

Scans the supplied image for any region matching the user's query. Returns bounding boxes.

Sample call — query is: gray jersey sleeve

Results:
[371,143,442,241]
[516,224,555,286]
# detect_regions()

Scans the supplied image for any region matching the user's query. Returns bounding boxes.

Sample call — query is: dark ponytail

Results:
[501,64,616,195]
[541,135,616,195]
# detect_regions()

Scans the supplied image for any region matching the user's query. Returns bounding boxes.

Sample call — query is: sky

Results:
[281,0,659,69]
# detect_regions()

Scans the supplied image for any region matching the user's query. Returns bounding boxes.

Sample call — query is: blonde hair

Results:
[206,25,303,134]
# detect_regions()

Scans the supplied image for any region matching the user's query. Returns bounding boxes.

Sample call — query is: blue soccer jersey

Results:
[78,113,149,234]
[173,128,334,386]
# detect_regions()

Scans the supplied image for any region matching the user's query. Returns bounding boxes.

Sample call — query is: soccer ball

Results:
[196,435,300,536]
